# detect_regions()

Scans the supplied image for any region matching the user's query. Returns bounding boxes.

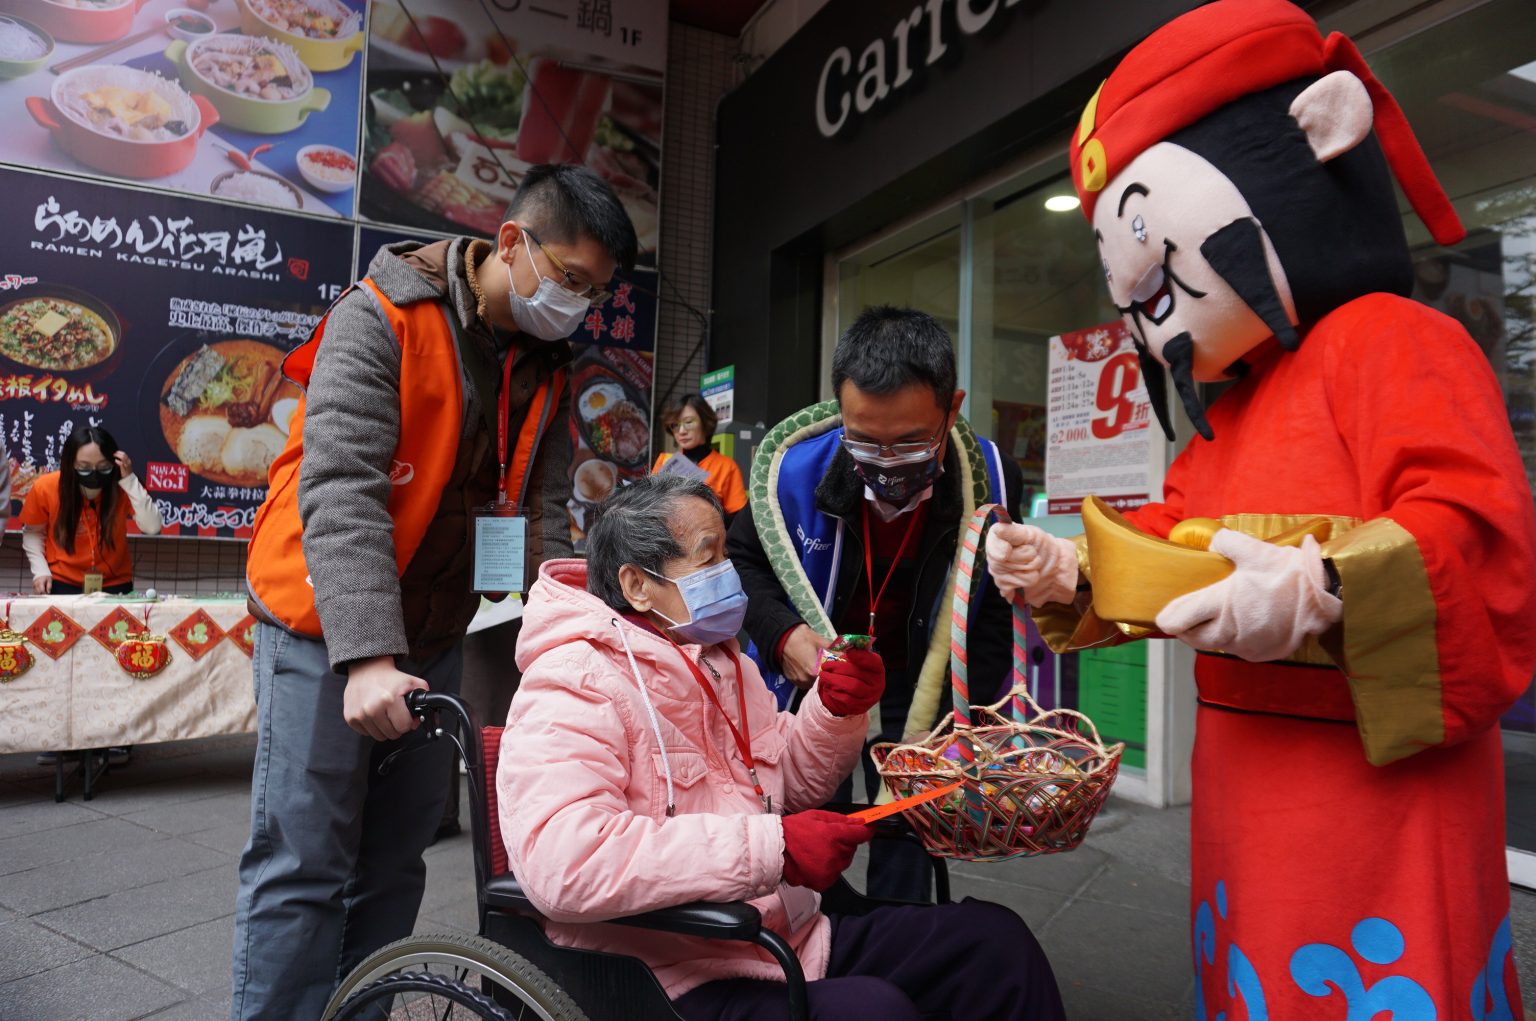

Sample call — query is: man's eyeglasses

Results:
[841,423,945,461]
[525,229,613,305]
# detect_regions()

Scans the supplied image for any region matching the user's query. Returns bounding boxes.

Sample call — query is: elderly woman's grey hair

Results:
[587,473,723,612]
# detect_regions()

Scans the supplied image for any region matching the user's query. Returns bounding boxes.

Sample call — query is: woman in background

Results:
[653,394,747,524]
[20,425,162,595]
[22,426,162,768]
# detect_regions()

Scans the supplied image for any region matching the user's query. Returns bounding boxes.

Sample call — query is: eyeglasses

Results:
[668,417,703,433]
[525,229,613,305]
[841,423,945,462]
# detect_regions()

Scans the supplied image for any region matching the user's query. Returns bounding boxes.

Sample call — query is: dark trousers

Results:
[673,899,1066,1021]
[831,667,933,902]
[230,625,463,1021]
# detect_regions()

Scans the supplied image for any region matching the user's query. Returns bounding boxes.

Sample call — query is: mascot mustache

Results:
[1136,216,1301,443]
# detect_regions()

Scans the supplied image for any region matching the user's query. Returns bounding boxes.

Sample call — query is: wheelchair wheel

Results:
[321,933,589,1021]
[328,971,515,1019]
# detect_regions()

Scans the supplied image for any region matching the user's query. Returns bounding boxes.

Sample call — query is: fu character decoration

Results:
[986,0,1536,1012]
[0,604,34,683]
[117,606,172,680]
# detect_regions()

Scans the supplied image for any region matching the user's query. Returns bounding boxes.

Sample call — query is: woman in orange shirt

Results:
[652,394,747,523]
[20,425,162,595]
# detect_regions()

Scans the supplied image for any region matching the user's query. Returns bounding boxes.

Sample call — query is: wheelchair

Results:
[320,690,950,1021]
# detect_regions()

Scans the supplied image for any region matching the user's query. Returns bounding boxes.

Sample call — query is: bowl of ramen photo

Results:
[166,33,329,134]
[0,0,150,45]
[0,284,121,377]
[235,0,362,71]
[158,339,297,487]
[28,65,218,179]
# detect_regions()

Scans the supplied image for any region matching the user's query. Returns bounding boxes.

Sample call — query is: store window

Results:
[1366,0,1536,878]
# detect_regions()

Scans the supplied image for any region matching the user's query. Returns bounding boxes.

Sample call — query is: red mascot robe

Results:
[1043,294,1534,1018]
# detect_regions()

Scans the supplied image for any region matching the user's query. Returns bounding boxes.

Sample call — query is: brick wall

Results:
[651,23,741,445]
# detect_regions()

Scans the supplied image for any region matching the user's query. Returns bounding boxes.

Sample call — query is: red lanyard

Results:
[860,503,923,639]
[668,641,771,813]
[496,352,515,503]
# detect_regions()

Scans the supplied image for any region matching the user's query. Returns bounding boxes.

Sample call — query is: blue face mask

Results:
[646,560,748,646]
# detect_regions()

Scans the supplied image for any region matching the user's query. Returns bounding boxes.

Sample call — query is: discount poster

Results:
[0,167,355,536]
[1044,320,1155,515]
[361,0,663,261]
[0,0,366,217]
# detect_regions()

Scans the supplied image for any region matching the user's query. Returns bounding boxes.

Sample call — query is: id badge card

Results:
[82,572,104,594]
[473,503,528,595]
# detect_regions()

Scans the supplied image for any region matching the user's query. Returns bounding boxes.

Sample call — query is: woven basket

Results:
[870,504,1124,862]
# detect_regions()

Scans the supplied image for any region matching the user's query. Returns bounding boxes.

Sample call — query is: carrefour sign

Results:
[815,0,1025,138]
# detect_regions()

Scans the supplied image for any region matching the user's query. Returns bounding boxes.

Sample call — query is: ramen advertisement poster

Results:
[0,168,354,536]
[0,0,367,217]
[1044,320,1155,516]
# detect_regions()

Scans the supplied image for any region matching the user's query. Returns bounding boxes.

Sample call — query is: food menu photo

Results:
[0,0,365,216]
[0,167,354,536]
[362,0,662,257]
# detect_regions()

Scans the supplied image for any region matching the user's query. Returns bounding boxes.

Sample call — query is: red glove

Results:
[815,647,885,717]
[781,810,874,891]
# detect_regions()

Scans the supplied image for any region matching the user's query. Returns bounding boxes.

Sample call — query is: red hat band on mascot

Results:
[1069,0,1464,247]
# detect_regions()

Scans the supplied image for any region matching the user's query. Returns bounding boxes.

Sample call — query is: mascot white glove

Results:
[1155,529,1343,662]
[984,523,1080,607]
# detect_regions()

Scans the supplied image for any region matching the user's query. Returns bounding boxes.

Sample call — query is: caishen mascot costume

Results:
[985,1,1536,1015]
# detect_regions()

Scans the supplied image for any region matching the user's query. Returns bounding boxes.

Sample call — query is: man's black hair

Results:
[507,164,638,273]
[831,305,957,410]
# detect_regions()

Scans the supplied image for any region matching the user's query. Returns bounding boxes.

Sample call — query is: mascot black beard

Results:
[986,1,1536,1015]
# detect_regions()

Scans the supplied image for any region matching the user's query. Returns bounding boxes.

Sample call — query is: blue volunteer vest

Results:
[751,428,1006,709]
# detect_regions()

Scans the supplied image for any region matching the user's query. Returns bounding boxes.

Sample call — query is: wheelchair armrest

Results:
[608,900,763,941]
[485,872,764,941]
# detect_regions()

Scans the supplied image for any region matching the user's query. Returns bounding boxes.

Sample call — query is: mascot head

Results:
[1070,0,1466,441]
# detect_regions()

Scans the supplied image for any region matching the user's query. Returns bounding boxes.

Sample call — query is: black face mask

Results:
[75,467,117,490]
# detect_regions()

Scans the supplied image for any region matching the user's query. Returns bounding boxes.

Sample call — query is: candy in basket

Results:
[870,505,1124,862]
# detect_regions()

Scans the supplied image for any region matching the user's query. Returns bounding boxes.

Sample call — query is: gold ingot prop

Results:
[1082,496,1332,628]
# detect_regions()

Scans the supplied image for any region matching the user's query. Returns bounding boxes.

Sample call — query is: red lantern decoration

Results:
[0,627,33,682]
[117,631,172,679]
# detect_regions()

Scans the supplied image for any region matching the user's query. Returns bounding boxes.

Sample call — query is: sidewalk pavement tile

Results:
[120,791,256,837]
[114,914,234,999]
[1073,859,1190,919]
[1058,981,1193,1021]
[0,916,94,983]
[0,954,184,1021]
[0,816,165,877]
[34,864,236,953]
[948,843,1111,896]
[0,796,100,841]
[0,835,228,915]
[1041,897,1192,1005]
[139,997,232,1021]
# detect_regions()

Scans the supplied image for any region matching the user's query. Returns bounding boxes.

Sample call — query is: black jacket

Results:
[728,442,1025,722]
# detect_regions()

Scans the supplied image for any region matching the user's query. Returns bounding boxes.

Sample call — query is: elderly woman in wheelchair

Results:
[496,473,1065,1021]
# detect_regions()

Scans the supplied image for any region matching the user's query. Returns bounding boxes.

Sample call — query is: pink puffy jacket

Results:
[497,560,867,1000]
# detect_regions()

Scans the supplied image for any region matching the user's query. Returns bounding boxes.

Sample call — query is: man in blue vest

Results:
[729,305,1023,901]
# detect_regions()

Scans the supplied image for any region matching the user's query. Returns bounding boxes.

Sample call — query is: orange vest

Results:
[247,278,565,637]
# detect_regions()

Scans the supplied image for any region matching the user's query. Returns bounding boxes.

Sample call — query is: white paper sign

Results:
[1045,320,1155,515]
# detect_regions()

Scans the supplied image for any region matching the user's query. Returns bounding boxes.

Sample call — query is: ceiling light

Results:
[1044,195,1081,213]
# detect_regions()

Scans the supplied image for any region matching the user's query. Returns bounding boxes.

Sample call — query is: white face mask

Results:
[505,231,591,340]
